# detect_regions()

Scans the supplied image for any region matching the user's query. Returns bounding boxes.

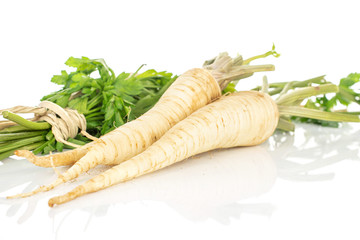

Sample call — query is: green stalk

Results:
[253,75,327,96]
[85,106,102,115]
[56,141,64,152]
[2,111,51,130]
[276,84,338,105]
[86,117,104,123]
[277,117,295,131]
[335,111,360,115]
[0,141,45,161]
[0,124,33,133]
[0,131,47,141]
[67,138,87,146]
[64,138,87,149]
[243,44,280,65]
[268,87,284,96]
[0,140,18,148]
[0,135,46,154]
[288,75,326,88]
[218,65,275,89]
[32,137,55,155]
[85,111,104,120]
[86,93,103,112]
[278,105,360,123]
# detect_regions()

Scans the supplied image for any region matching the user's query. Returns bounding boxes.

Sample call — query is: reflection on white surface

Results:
[0,159,63,224]
[267,123,360,182]
[0,145,278,225]
[51,146,277,223]
[1,122,360,235]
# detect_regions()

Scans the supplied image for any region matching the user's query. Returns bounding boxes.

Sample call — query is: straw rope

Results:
[0,101,97,148]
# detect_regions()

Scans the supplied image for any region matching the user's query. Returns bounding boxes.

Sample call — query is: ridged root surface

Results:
[10,68,221,198]
[15,146,89,168]
[49,91,279,206]
[89,68,221,165]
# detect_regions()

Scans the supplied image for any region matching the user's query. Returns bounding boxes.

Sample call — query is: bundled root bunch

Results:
[6,48,360,207]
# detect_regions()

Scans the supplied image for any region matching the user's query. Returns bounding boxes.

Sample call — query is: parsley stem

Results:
[336,111,360,115]
[0,131,46,141]
[85,111,103,120]
[277,117,295,131]
[32,138,55,155]
[2,111,51,130]
[268,87,283,96]
[85,106,102,115]
[0,135,46,154]
[253,75,327,96]
[64,138,87,149]
[243,44,280,65]
[276,84,338,105]
[87,94,102,112]
[0,141,45,161]
[278,105,360,123]
[0,124,34,133]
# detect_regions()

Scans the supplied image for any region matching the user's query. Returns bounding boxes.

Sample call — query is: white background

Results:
[0,1,360,240]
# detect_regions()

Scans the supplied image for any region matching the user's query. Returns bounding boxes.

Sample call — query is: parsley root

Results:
[48,80,360,206]
[48,91,279,206]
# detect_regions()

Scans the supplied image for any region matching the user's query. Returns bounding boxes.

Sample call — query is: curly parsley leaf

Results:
[43,56,177,137]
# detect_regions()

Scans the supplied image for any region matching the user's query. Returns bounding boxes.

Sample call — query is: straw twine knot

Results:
[1,101,97,148]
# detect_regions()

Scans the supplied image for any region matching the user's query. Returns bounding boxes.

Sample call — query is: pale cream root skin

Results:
[48,91,279,207]
[93,68,221,164]
[11,68,221,199]
[14,146,89,167]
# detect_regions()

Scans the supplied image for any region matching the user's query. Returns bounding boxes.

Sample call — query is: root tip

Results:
[14,149,33,157]
[47,185,85,207]
[48,199,55,207]
[48,195,67,207]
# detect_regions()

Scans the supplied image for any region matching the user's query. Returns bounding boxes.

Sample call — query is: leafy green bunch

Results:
[294,73,360,127]
[0,57,177,160]
[43,57,177,135]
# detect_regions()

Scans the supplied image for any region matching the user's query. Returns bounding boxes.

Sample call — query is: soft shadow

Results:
[266,122,360,182]
[49,145,278,225]
[1,145,277,226]
[0,157,69,224]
